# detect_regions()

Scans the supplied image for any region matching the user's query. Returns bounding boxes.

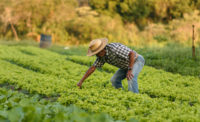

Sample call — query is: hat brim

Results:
[87,38,108,56]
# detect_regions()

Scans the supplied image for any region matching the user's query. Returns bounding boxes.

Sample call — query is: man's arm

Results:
[77,66,96,88]
[127,51,135,80]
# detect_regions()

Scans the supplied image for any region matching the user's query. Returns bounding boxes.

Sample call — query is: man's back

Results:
[93,43,138,69]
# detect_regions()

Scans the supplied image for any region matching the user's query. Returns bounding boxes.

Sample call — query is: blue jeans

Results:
[110,55,145,93]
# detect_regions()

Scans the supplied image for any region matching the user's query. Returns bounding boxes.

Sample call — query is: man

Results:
[77,38,145,93]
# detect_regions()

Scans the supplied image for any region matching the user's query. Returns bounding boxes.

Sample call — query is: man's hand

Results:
[126,70,134,80]
[77,66,96,89]
[77,82,82,89]
[127,51,135,81]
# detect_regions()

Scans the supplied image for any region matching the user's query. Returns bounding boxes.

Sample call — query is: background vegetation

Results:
[0,0,200,46]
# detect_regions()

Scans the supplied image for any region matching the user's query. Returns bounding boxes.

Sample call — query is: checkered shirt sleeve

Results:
[93,57,105,68]
[109,43,132,59]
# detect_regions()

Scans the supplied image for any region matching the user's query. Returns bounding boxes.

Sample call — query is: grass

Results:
[135,43,200,77]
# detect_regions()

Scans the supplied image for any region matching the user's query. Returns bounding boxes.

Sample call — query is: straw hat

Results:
[87,38,108,56]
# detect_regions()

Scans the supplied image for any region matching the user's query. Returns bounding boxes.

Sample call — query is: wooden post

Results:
[192,25,195,59]
[10,22,19,41]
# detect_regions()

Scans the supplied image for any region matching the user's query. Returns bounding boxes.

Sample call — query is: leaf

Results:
[0,95,7,103]
[0,110,7,119]
[127,118,138,122]
[7,107,24,122]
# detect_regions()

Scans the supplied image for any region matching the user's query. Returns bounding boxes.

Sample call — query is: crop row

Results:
[0,45,199,121]
[2,46,200,103]
[67,55,200,103]
[0,87,120,122]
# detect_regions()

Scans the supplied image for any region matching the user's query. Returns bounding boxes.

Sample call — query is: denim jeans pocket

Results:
[137,55,145,65]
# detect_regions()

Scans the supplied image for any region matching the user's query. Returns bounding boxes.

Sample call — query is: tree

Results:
[0,7,19,40]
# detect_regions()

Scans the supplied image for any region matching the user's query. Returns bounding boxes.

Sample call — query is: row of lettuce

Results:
[67,55,200,102]
[0,45,200,121]
[0,87,123,122]
[48,44,200,77]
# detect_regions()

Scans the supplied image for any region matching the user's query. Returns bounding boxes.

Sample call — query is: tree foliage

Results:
[89,0,198,28]
[0,0,77,43]
[0,0,199,44]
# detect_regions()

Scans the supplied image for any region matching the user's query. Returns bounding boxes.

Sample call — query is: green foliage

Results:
[0,0,200,45]
[89,0,196,28]
[0,45,200,121]
[153,35,169,42]
[64,54,200,103]
[0,0,139,45]
[66,7,140,44]
[197,0,200,10]
[48,43,200,77]
[119,0,152,28]
[135,44,200,77]
[0,0,78,43]
[89,0,108,10]
[0,88,119,122]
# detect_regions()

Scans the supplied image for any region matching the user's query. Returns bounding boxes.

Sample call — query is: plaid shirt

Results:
[93,43,137,69]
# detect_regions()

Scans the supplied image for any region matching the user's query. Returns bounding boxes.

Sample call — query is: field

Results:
[0,42,200,121]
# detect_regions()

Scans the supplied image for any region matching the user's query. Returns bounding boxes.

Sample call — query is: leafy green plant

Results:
[0,88,122,122]
[0,45,200,121]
